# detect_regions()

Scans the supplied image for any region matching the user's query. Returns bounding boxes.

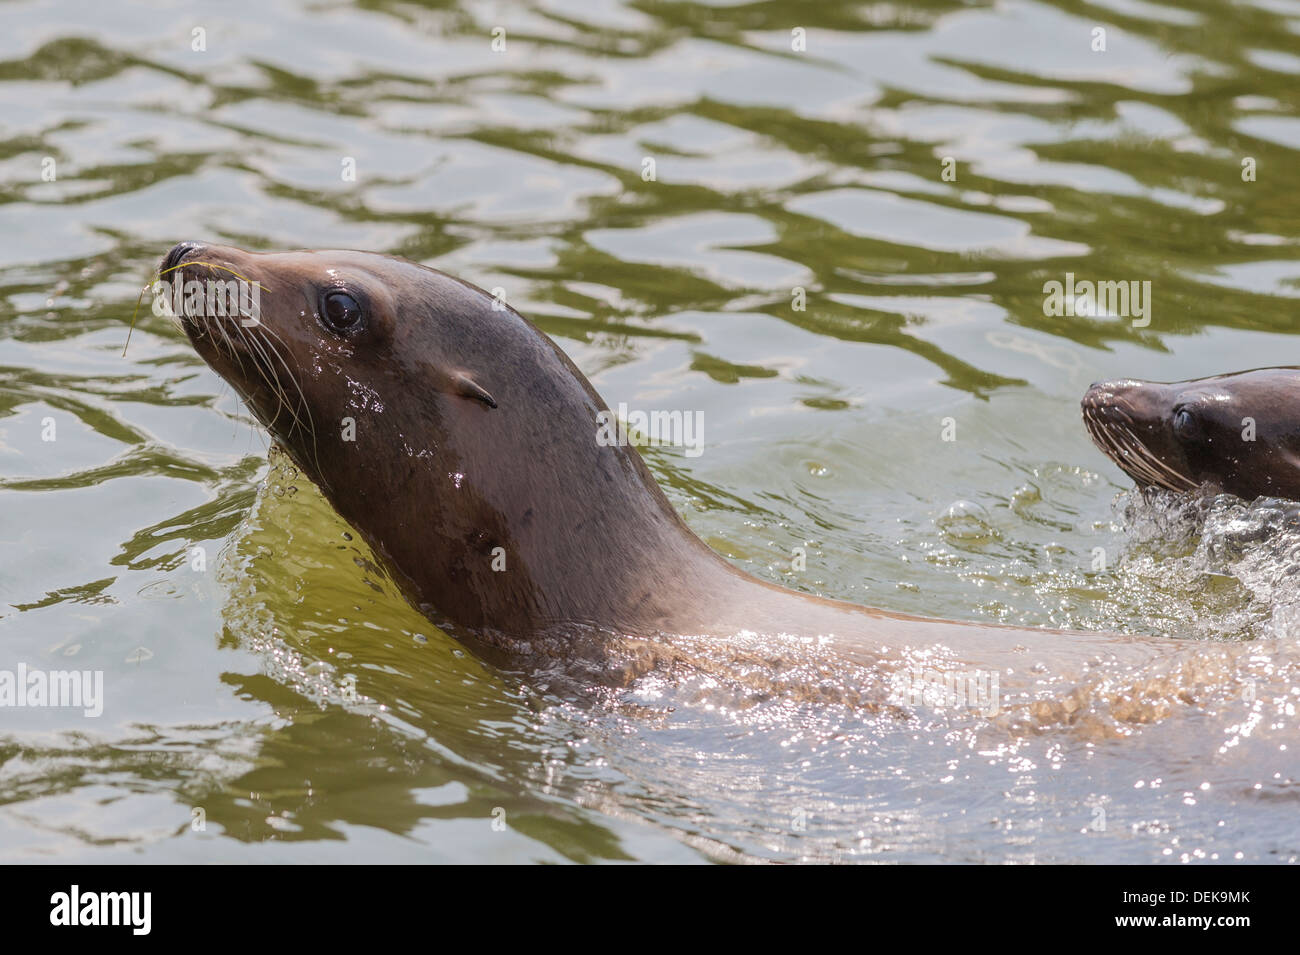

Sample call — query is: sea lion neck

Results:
[165,242,748,641]
[344,342,749,640]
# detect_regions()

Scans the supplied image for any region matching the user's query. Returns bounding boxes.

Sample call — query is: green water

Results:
[3,0,1300,863]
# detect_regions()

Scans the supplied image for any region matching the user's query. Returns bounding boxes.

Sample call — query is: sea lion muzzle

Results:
[1081,379,1200,493]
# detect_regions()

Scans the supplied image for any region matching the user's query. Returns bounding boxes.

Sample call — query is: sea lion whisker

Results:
[239,325,294,432]
[212,315,248,380]
[1083,403,1184,491]
[254,323,326,488]
[1111,432,1171,489]
[1102,425,1166,488]
[1085,412,1136,476]
[1113,424,1199,491]
[1111,425,1197,492]
[245,331,311,472]
[254,323,310,432]
[1083,407,1123,458]
[1082,407,1115,456]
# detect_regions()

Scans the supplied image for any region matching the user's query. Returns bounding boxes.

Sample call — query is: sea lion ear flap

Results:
[452,372,497,409]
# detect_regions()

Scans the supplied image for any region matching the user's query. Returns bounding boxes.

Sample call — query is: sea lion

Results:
[163,241,1180,708]
[1082,369,1300,501]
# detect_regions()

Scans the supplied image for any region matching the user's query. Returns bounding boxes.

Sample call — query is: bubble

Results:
[936,500,994,543]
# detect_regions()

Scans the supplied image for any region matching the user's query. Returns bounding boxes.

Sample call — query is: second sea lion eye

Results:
[1172,406,1201,442]
[321,289,365,335]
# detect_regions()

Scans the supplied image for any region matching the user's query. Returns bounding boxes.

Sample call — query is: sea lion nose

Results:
[1082,381,1110,410]
[161,241,205,275]
[1082,377,1137,404]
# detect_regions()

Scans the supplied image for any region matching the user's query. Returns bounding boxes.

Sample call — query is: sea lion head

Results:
[161,241,713,640]
[161,241,504,451]
[1081,368,1300,501]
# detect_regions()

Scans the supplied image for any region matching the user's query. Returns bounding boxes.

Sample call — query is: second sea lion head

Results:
[1081,368,1300,501]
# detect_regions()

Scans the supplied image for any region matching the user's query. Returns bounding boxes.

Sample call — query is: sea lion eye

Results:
[321,289,364,335]
[1172,406,1201,442]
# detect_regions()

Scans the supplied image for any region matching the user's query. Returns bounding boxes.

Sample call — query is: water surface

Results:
[3,0,1300,863]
